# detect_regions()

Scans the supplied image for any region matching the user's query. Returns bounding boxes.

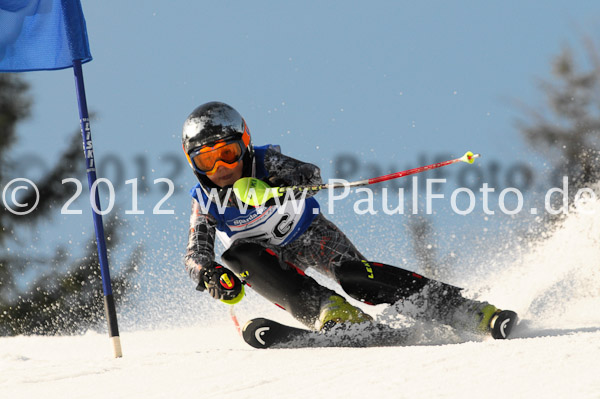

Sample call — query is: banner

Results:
[0,0,92,72]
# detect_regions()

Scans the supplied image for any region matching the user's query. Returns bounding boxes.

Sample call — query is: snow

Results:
[2,325,599,399]
[3,197,600,399]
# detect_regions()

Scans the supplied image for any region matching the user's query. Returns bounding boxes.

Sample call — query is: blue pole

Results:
[72,59,122,357]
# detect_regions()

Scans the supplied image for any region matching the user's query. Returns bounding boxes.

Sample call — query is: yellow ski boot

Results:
[317,295,373,331]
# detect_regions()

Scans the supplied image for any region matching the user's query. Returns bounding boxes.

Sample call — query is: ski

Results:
[242,317,412,349]
[242,310,519,349]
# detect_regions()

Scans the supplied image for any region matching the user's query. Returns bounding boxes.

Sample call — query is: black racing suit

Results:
[184,147,490,330]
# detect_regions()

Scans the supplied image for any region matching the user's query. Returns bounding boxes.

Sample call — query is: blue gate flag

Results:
[0,0,92,72]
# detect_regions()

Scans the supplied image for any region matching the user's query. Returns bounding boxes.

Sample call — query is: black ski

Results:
[242,317,412,349]
[242,311,519,349]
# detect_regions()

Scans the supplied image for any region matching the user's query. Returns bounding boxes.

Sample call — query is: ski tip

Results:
[242,318,317,349]
[242,318,273,349]
[490,310,518,339]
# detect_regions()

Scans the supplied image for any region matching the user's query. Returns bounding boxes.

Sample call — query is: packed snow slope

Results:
[2,199,600,399]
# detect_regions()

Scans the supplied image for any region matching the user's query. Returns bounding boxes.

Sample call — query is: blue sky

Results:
[16,2,599,180]
[7,1,600,291]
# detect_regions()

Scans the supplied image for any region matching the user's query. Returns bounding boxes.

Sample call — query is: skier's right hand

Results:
[198,264,244,305]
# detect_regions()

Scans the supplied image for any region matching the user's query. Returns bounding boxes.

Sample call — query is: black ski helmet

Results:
[182,102,254,186]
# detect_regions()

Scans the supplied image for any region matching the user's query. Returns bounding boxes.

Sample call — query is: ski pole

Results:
[229,305,242,337]
[234,151,480,206]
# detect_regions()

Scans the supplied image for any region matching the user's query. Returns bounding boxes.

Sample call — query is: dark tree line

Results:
[0,73,140,335]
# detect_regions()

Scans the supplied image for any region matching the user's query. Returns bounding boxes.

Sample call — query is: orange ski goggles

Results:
[188,139,247,175]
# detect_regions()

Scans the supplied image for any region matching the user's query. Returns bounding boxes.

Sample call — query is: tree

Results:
[0,73,30,238]
[516,37,600,190]
[0,73,140,335]
[407,215,455,281]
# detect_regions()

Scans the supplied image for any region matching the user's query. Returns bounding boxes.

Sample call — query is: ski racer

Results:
[182,101,517,339]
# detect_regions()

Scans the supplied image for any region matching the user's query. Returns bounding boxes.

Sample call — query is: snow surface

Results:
[1,324,599,399]
[3,199,600,399]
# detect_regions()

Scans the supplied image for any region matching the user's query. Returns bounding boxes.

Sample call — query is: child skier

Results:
[182,101,516,339]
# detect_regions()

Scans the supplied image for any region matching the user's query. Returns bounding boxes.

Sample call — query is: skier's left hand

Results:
[199,265,244,305]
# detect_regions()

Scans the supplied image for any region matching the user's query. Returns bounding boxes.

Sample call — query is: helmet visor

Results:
[191,140,244,174]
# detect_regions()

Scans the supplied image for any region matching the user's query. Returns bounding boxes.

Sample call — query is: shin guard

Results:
[221,242,336,328]
[336,260,462,305]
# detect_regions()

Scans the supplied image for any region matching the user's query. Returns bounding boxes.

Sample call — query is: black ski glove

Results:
[267,164,318,188]
[197,264,244,304]
[266,165,322,202]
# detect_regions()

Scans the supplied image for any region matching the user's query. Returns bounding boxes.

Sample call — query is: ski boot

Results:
[425,292,518,340]
[317,295,373,331]
[397,292,517,339]
[447,302,518,339]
